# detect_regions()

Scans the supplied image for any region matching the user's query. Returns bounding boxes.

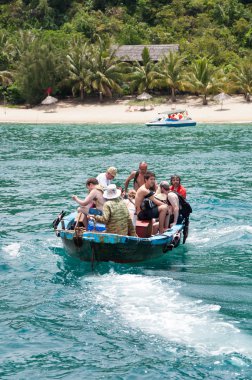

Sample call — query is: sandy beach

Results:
[0,95,251,124]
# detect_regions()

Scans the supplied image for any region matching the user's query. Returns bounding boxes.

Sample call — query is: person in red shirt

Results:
[169,175,187,198]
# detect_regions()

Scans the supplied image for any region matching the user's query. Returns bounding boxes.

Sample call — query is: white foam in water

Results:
[189,224,252,246]
[95,273,252,358]
[3,242,21,257]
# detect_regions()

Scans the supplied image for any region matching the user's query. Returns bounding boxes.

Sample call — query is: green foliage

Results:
[117,22,151,45]
[0,0,251,103]
[88,38,129,99]
[184,57,224,104]
[0,30,11,69]
[67,40,92,100]
[231,58,252,100]
[5,84,25,104]
[0,69,13,87]
[153,52,185,101]
[66,37,129,100]
[210,0,248,27]
[129,47,158,93]
[15,37,67,104]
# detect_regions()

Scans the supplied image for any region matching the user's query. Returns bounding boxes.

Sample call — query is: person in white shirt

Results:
[96,167,117,189]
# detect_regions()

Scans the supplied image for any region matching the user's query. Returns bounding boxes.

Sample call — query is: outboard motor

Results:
[52,211,66,230]
[172,232,181,248]
[182,217,189,244]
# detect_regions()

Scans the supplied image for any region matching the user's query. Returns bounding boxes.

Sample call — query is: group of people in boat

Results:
[71,162,188,236]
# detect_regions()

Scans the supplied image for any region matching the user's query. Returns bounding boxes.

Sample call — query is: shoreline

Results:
[0,95,251,124]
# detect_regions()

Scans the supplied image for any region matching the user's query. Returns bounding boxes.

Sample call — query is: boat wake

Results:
[93,273,252,358]
[188,224,252,247]
[2,242,21,258]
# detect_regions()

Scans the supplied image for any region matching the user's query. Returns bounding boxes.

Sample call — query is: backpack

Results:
[171,191,192,218]
[141,191,156,211]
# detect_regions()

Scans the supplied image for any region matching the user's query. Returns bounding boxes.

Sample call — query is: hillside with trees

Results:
[0,0,251,104]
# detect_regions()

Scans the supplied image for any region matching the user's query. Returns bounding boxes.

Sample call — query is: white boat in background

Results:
[146,109,196,127]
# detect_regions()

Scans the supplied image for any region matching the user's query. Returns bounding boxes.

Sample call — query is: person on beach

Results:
[169,175,187,198]
[124,161,149,192]
[96,167,117,189]
[135,172,168,234]
[72,177,105,229]
[88,184,136,236]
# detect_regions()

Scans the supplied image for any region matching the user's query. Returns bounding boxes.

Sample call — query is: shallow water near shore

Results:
[0,122,252,379]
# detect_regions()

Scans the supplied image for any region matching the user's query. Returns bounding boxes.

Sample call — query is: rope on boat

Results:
[56,228,85,234]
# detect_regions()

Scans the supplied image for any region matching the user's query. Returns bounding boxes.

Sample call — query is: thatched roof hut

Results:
[114,44,179,62]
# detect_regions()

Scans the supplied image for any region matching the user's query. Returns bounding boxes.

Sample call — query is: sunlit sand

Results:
[0,95,251,124]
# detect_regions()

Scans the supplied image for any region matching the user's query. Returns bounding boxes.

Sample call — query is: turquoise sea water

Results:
[0,122,252,379]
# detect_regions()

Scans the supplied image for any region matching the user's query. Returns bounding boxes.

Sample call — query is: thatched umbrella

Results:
[214,92,231,110]
[137,92,152,110]
[41,95,58,105]
[41,95,58,113]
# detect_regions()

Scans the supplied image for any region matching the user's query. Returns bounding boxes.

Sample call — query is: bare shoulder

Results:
[137,185,148,196]
[168,191,176,198]
[129,170,137,179]
[89,188,98,198]
[168,192,179,202]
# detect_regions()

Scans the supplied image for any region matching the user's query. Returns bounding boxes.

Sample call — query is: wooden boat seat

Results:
[136,220,153,238]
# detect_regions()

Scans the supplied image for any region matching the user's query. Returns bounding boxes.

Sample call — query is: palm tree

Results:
[88,39,129,100]
[8,30,37,63]
[129,47,157,94]
[154,51,185,102]
[0,31,11,68]
[67,42,92,101]
[0,70,13,106]
[0,70,13,87]
[184,57,222,105]
[231,60,252,102]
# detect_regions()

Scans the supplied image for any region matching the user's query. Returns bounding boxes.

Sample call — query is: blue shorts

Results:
[89,208,103,216]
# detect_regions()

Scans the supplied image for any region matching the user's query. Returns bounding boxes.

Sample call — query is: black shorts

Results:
[138,206,159,220]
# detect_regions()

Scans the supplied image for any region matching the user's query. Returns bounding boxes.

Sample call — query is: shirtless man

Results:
[135,172,168,234]
[124,162,148,192]
[72,177,105,229]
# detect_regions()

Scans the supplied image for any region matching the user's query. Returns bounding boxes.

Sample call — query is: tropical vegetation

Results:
[0,0,251,105]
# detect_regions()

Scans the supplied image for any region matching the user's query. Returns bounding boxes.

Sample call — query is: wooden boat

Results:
[54,212,186,264]
[146,109,196,127]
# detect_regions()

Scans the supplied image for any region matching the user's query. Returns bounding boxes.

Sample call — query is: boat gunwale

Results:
[57,224,184,245]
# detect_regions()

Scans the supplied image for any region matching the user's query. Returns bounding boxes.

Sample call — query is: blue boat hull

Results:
[146,120,196,127]
[56,213,184,263]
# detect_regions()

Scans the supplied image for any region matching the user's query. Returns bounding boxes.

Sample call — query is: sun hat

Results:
[104,184,121,199]
[107,167,117,177]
